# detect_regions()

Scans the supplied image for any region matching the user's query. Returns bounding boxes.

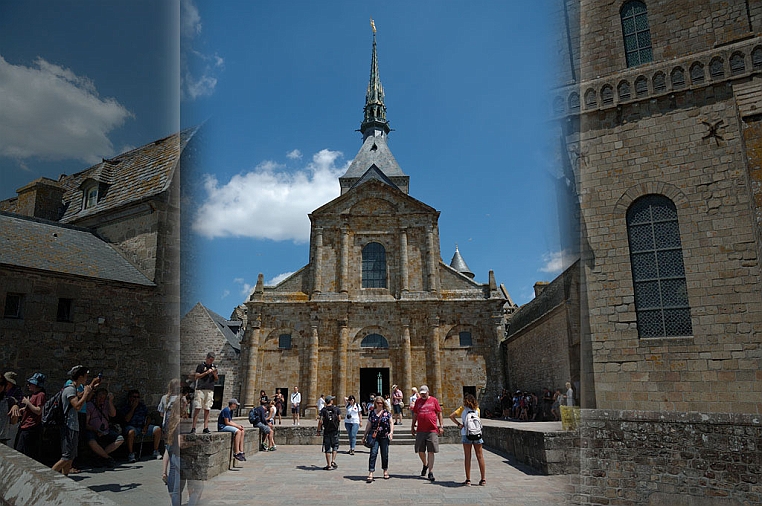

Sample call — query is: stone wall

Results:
[0,444,119,506]
[181,428,259,481]
[574,410,762,506]
[0,267,169,406]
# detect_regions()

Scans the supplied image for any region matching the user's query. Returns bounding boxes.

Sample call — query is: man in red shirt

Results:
[410,384,443,482]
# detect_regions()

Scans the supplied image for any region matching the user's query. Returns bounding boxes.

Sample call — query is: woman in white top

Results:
[408,387,419,413]
[344,395,362,455]
[565,382,574,407]
[448,393,486,487]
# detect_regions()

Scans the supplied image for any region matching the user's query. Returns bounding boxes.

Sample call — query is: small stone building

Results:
[0,130,195,404]
[551,0,762,503]
[238,31,510,414]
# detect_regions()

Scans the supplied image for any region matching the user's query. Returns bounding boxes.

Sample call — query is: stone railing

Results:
[482,424,579,475]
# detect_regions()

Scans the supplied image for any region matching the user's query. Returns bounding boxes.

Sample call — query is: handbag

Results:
[363,415,380,448]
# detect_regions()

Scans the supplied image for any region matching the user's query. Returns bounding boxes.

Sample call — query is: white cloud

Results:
[233,278,254,297]
[181,0,223,101]
[267,272,295,286]
[0,55,132,163]
[286,149,302,160]
[539,249,577,274]
[192,149,346,242]
[222,289,230,299]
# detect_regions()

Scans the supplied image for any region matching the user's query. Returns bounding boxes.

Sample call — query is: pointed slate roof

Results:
[449,245,475,279]
[0,211,154,285]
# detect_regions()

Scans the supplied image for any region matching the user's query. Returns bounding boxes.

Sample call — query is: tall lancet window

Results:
[362,242,387,288]
[627,195,692,338]
[621,1,652,67]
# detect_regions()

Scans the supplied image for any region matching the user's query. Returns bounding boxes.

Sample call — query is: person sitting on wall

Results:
[218,398,246,461]
[120,389,163,463]
[86,387,124,467]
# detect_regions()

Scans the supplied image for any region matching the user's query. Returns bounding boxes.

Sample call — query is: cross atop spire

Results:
[360,18,390,140]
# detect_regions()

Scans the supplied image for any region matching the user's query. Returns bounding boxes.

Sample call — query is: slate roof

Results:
[340,134,407,181]
[202,305,242,352]
[449,245,474,278]
[350,165,400,192]
[0,211,154,285]
[69,129,194,223]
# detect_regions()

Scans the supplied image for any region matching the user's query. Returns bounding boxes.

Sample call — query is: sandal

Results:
[462,479,471,486]
[366,475,374,483]
[383,472,390,479]
[323,465,332,470]
[479,479,486,486]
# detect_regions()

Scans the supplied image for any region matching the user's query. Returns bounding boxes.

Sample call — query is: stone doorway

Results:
[360,367,389,409]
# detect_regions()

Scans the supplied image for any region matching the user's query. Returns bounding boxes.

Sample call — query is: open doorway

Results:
[360,368,389,412]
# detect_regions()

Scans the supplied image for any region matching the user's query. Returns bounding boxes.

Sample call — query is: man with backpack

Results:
[316,395,340,470]
[52,365,100,476]
[248,401,273,451]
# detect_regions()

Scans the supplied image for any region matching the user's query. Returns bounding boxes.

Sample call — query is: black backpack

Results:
[41,388,65,427]
[322,406,339,432]
[248,407,264,426]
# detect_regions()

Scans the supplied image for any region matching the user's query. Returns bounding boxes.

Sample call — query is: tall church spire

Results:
[340,19,408,195]
[360,18,390,139]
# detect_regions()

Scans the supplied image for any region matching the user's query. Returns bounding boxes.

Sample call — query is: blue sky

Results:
[1,1,574,319]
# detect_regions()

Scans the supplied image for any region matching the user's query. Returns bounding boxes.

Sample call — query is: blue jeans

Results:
[167,449,182,506]
[368,435,389,472]
[345,422,359,449]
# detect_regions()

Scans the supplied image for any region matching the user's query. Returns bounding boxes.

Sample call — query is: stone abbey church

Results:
[235,32,510,413]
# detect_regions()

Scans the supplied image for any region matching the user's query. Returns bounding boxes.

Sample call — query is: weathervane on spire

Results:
[370,17,376,34]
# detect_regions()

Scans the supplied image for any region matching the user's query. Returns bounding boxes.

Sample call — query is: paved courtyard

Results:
[75,437,572,505]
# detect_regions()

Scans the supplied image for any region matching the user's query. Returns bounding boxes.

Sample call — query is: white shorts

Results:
[193,389,214,410]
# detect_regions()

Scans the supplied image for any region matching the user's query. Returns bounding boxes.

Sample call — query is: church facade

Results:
[238,31,509,413]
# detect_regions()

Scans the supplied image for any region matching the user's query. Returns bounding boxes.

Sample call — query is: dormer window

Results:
[84,185,98,209]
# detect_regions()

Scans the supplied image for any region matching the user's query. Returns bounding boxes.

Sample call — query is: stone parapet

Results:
[482,424,579,475]
[0,444,119,506]
[574,409,762,505]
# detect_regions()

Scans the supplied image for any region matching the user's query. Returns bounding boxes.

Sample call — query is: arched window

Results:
[621,1,652,67]
[362,242,387,288]
[360,333,389,349]
[626,195,692,338]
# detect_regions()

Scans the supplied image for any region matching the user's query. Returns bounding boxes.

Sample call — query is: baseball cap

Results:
[419,385,429,394]
[229,398,239,406]
[325,395,334,403]
[3,371,17,385]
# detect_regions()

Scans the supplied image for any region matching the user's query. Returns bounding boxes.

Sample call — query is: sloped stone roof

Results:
[59,129,194,223]
[0,211,154,285]
[202,305,242,352]
[342,134,405,179]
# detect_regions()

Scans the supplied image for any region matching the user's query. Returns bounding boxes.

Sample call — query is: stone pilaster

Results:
[241,317,261,410]
[308,321,319,413]
[400,229,409,292]
[428,315,442,397]
[340,227,349,293]
[313,228,323,295]
[401,322,412,397]
[426,225,437,292]
[337,319,349,398]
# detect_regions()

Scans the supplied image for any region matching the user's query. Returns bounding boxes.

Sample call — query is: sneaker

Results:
[420,465,428,477]
[189,427,196,434]
[152,450,162,460]
[428,472,435,482]
[268,446,277,451]
[234,453,245,462]
[202,428,211,434]
[331,461,338,469]
[128,453,136,463]
[260,444,268,451]
[349,449,355,455]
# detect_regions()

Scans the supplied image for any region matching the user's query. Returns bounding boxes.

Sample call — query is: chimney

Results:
[533,281,549,297]
[15,178,66,221]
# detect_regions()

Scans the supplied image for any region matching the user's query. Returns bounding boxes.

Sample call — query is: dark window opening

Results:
[278,334,292,349]
[360,333,389,349]
[57,298,73,322]
[4,293,23,319]
[621,1,652,67]
[459,331,473,347]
